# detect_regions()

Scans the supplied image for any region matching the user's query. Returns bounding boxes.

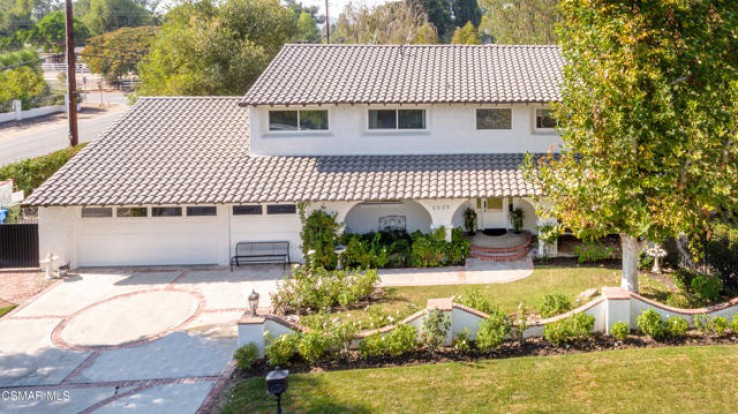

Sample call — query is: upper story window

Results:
[535,109,557,130]
[368,109,426,130]
[269,110,328,131]
[476,108,512,129]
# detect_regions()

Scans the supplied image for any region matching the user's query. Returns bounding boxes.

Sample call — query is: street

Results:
[0,93,130,166]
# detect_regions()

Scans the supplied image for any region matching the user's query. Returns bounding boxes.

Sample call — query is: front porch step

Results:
[470,248,531,261]
[468,232,533,262]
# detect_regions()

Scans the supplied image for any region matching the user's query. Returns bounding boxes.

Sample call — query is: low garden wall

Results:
[238,287,738,357]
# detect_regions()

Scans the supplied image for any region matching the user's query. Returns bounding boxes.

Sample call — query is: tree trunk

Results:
[620,233,640,293]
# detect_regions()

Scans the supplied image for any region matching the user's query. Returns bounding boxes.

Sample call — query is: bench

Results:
[230,241,291,271]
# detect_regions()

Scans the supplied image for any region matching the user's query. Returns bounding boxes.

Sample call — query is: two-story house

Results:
[25,44,563,267]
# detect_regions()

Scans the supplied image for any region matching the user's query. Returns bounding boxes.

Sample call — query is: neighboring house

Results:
[25,44,563,268]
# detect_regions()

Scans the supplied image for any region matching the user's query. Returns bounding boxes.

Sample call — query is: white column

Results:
[13,100,22,121]
[417,199,468,241]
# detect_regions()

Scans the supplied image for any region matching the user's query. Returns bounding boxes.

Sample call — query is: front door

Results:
[477,197,506,229]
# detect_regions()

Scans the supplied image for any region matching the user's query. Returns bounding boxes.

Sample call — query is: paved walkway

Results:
[0,265,285,413]
[379,257,534,287]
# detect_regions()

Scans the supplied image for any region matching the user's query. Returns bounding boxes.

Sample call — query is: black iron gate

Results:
[0,223,39,268]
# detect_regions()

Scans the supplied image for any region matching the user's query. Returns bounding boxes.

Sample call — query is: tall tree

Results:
[410,0,452,39]
[81,25,156,82]
[479,0,557,44]
[82,0,150,35]
[33,10,89,51]
[296,11,320,43]
[524,1,738,292]
[450,20,479,44]
[451,0,480,27]
[333,1,438,44]
[138,0,296,95]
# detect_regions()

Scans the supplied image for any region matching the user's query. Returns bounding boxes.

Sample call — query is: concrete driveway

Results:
[0,265,285,413]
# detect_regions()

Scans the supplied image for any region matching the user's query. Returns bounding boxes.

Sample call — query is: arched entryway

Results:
[343,200,432,234]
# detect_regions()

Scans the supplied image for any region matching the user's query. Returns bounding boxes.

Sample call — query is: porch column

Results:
[417,199,468,242]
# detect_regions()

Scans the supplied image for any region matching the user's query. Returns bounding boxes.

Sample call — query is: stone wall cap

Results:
[238,315,266,324]
[602,286,631,300]
[427,298,453,311]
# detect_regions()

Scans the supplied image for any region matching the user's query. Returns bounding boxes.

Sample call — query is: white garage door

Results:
[79,217,222,267]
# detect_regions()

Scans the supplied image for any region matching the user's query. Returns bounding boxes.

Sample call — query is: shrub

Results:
[713,317,728,336]
[297,331,330,364]
[693,314,715,336]
[234,343,260,370]
[637,309,665,340]
[475,308,511,350]
[691,274,723,303]
[664,316,688,339]
[421,309,450,352]
[673,268,698,293]
[360,324,418,358]
[574,242,615,263]
[300,209,340,270]
[511,303,530,345]
[458,287,494,314]
[453,328,472,353]
[271,267,380,314]
[704,224,738,292]
[544,312,595,346]
[327,320,359,354]
[610,321,630,341]
[410,228,447,267]
[264,333,301,367]
[539,292,572,318]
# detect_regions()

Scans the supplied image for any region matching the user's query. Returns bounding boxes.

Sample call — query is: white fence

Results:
[0,99,80,124]
[238,287,738,356]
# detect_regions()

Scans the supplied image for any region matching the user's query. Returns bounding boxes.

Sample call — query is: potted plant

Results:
[510,208,524,233]
[463,208,478,235]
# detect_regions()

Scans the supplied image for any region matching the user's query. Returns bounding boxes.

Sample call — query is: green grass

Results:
[223,345,738,413]
[389,265,670,314]
[0,305,16,318]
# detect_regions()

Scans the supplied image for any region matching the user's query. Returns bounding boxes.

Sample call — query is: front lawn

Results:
[390,264,671,315]
[223,344,738,413]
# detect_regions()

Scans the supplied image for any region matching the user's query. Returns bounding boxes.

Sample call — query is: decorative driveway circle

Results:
[55,289,202,348]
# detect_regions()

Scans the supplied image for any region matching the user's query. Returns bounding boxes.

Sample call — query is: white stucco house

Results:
[25,44,563,268]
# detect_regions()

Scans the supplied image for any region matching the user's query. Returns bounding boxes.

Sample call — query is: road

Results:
[0,102,129,166]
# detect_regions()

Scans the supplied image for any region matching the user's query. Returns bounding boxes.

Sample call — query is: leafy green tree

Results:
[479,0,557,44]
[410,0,452,39]
[451,0,480,27]
[296,11,320,43]
[524,1,738,292]
[450,21,479,44]
[0,49,48,108]
[138,0,296,96]
[81,25,156,82]
[33,11,89,51]
[82,0,150,35]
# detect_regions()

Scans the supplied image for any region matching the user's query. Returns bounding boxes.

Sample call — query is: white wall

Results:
[38,206,80,267]
[248,103,562,156]
[228,204,303,263]
[343,201,432,234]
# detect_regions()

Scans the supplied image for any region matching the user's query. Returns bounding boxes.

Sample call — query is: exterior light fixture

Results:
[266,367,289,414]
[248,289,260,315]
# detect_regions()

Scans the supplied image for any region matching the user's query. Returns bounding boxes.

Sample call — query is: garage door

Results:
[230,213,302,263]
[79,217,222,267]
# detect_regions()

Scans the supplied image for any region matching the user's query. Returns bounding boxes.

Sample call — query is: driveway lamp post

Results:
[248,289,260,316]
[266,367,289,414]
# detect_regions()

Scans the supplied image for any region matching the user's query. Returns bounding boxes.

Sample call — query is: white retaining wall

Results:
[238,287,738,356]
[0,100,70,123]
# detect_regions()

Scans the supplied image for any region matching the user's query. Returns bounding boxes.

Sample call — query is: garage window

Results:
[117,207,148,217]
[266,204,297,215]
[233,205,263,215]
[81,207,112,218]
[187,206,217,217]
[152,207,182,217]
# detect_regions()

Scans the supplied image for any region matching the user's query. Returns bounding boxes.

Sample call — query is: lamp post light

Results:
[248,289,260,316]
[266,367,289,414]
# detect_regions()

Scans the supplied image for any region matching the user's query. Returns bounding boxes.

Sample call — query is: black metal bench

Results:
[230,241,291,271]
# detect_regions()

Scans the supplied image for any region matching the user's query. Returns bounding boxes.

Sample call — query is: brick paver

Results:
[0,270,55,305]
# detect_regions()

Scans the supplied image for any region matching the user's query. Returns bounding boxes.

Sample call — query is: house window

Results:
[233,205,263,215]
[266,204,297,215]
[117,207,148,217]
[187,206,217,217]
[535,109,557,129]
[151,207,182,217]
[81,207,112,218]
[269,110,328,131]
[476,108,512,129]
[368,109,426,130]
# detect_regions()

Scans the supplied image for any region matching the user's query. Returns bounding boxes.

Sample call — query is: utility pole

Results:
[324,0,330,44]
[64,0,79,147]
